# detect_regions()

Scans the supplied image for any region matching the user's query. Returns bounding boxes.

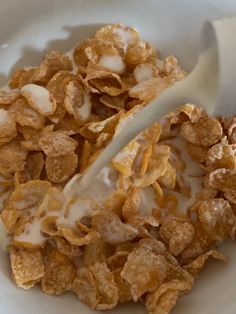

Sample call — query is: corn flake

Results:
[126,42,158,70]
[92,211,138,245]
[197,198,236,241]
[39,131,78,157]
[134,145,170,188]
[33,51,73,85]
[209,168,236,204]
[145,280,191,314]
[206,138,236,171]
[53,236,82,257]
[84,62,125,96]
[103,189,127,217]
[158,162,176,189]
[121,247,167,301]
[47,71,76,123]
[58,225,100,246]
[0,139,27,174]
[180,222,212,261]
[0,108,17,145]
[90,262,119,310]
[186,142,208,164]
[20,84,56,116]
[160,219,195,256]
[10,247,44,289]
[73,266,98,309]
[64,80,85,120]
[9,68,36,89]
[113,268,132,303]
[83,239,114,266]
[0,90,20,105]
[45,152,78,183]
[26,152,44,179]
[180,117,223,147]
[21,125,54,151]
[100,93,127,111]
[107,251,129,271]
[183,250,228,277]
[41,249,76,295]
[10,97,45,130]
[122,186,141,220]
[95,24,139,52]
[112,140,141,177]
[129,77,170,102]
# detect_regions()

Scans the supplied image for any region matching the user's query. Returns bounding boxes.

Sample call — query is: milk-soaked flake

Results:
[21,84,56,116]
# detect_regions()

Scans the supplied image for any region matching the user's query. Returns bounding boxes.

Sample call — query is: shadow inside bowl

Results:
[0,23,106,87]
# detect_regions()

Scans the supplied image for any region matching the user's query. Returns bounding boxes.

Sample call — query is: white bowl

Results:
[1,1,236,313]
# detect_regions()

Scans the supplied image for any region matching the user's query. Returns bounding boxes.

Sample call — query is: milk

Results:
[70,48,217,192]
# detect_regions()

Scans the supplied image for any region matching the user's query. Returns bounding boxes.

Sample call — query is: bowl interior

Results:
[1,1,236,313]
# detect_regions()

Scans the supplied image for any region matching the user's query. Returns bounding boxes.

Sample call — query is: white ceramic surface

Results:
[1,0,236,313]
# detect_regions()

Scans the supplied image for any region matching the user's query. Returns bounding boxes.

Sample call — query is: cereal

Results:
[41,249,76,295]
[122,186,141,220]
[100,93,127,111]
[58,225,100,246]
[129,77,170,102]
[45,152,78,183]
[206,137,236,171]
[90,262,119,310]
[121,247,167,301]
[163,55,187,80]
[95,24,139,52]
[33,51,73,85]
[134,144,170,188]
[0,90,20,105]
[180,117,223,147]
[126,42,158,70]
[228,119,236,143]
[47,71,76,123]
[183,250,228,277]
[64,80,85,120]
[209,168,236,204]
[9,97,45,129]
[84,62,125,96]
[79,111,120,142]
[160,220,195,256]
[186,142,208,163]
[41,216,59,236]
[20,125,54,151]
[1,180,51,232]
[73,266,98,309]
[112,140,141,177]
[0,108,17,145]
[25,152,44,179]
[9,68,36,89]
[103,189,127,216]
[39,131,78,157]
[158,162,176,189]
[134,63,159,83]
[180,222,213,260]
[107,251,129,271]
[53,236,82,257]
[197,199,236,241]
[145,280,192,314]
[92,211,138,245]
[83,239,113,266]
[113,268,132,303]
[10,247,44,289]
[20,84,56,116]
[0,139,27,174]
[1,23,236,314]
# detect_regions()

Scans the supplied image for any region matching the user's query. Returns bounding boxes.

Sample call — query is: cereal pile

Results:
[0,24,236,314]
